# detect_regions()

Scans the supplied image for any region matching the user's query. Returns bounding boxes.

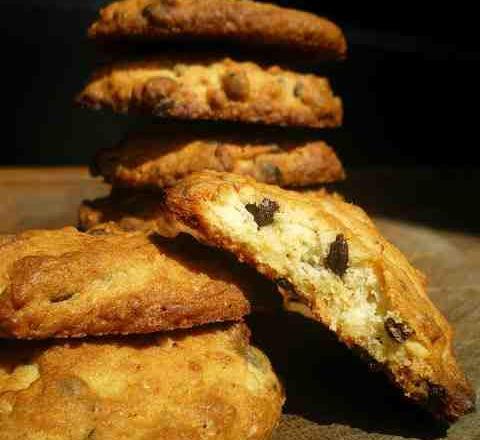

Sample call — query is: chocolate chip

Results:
[384,317,414,343]
[325,234,348,277]
[142,0,177,25]
[261,163,283,185]
[222,71,250,101]
[50,292,75,303]
[245,198,279,228]
[141,77,177,115]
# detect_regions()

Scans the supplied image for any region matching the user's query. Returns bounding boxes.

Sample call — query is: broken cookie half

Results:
[165,171,475,422]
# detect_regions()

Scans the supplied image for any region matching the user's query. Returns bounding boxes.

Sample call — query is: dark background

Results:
[1,0,479,167]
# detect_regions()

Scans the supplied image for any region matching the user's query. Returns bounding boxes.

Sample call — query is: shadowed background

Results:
[1,0,479,167]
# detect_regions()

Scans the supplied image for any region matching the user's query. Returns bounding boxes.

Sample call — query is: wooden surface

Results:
[0,167,479,439]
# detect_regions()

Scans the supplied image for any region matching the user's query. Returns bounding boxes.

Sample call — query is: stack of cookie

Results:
[0,0,475,438]
[77,0,348,229]
[0,228,285,438]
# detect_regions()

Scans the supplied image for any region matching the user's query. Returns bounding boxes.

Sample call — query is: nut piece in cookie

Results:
[165,171,475,422]
[88,0,347,61]
[91,122,345,189]
[0,323,284,439]
[0,227,262,339]
[76,56,343,128]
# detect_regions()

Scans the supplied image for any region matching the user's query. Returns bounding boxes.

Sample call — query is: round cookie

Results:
[77,56,343,128]
[0,227,263,339]
[89,0,347,62]
[92,123,345,189]
[0,323,284,440]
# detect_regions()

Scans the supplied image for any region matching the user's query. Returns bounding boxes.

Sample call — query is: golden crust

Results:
[0,322,284,439]
[77,56,343,128]
[93,123,345,189]
[89,0,347,61]
[165,171,475,422]
[79,189,181,236]
[0,227,256,339]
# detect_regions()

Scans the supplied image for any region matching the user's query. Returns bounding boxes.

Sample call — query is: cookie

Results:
[76,56,343,128]
[92,123,345,189]
[165,171,475,422]
[0,322,284,439]
[88,0,346,62]
[79,189,180,236]
[0,226,263,339]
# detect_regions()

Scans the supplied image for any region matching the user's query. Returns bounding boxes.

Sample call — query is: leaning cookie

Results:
[77,56,342,128]
[0,226,264,339]
[93,123,345,189]
[89,0,346,62]
[0,322,284,440]
[165,171,475,422]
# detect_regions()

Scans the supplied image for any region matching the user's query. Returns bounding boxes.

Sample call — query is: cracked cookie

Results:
[165,171,475,422]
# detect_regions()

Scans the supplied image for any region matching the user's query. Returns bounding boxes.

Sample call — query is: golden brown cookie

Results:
[0,322,284,439]
[77,56,343,128]
[0,226,263,339]
[79,189,180,236]
[92,123,345,189]
[165,171,475,422]
[89,0,346,62]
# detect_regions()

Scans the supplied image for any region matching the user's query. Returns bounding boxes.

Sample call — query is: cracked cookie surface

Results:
[165,171,475,422]
[0,322,284,440]
[77,56,342,128]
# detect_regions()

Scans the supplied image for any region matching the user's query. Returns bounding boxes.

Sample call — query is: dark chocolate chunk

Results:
[384,317,414,343]
[325,234,348,277]
[245,199,279,228]
[222,71,250,101]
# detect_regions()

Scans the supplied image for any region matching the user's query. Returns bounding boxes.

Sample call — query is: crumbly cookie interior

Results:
[204,189,430,383]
